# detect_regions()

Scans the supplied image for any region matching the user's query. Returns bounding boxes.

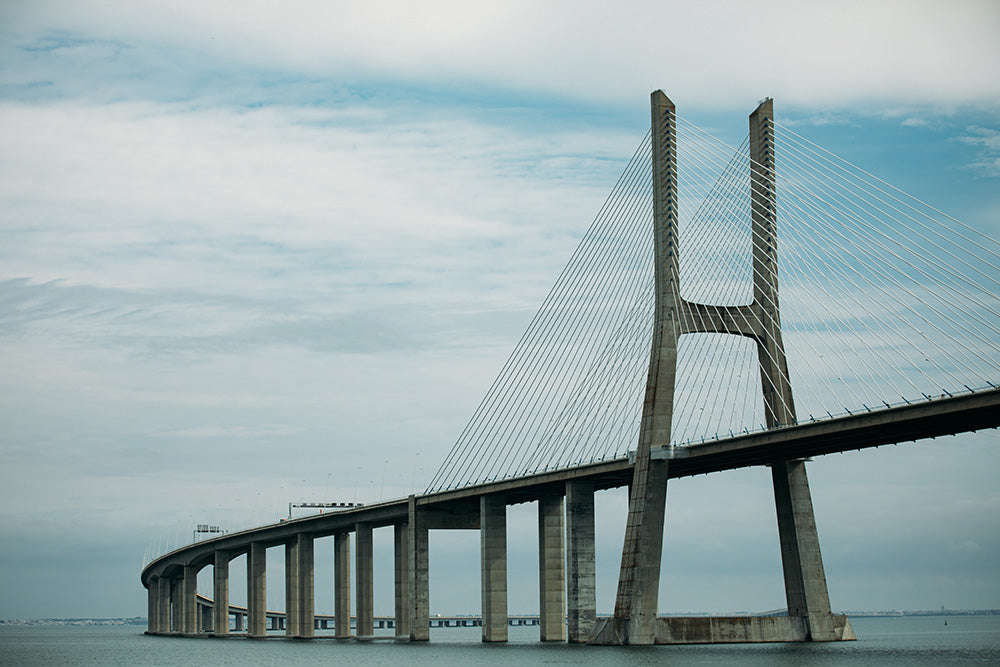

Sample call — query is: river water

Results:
[1,615,998,665]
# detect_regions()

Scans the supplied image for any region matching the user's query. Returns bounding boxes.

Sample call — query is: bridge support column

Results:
[169,576,181,631]
[156,576,170,633]
[147,576,159,634]
[297,534,315,637]
[566,480,596,642]
[356,523,374,638]
[394,523,410,639]
[200,602,213,632]
[182,565,198,633]
[213,551,229,634]
[334,532,351,638]
[773,459,836,640]
[284,538,300,637]
[234,611,243,632]
[247,542,267,637]
[480,494,508,642]
[408,497,430,641]
[538,494,565,642]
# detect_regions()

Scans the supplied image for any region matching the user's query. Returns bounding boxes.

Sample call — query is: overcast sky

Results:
[1,1,998,620]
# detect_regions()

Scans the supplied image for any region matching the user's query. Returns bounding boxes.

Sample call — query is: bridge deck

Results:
[142,388,999,584]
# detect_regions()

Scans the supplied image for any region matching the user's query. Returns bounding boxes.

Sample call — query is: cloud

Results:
[4,1,1000,111]
[959,126,1000,176]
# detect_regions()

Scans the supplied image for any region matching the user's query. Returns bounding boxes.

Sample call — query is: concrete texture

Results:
[247,542,267,637]
[285,538,299,637]
[408,496,430,641]
[538,495,565,641]
[480,494,507,642]
[356,523,374,638]
[334,532,351,638]
[609,89,678,645]
[213,551,229,634]
[182,565,198,633]
[394,523,410,638]
[295,534,315,637]
[565,480,596,642]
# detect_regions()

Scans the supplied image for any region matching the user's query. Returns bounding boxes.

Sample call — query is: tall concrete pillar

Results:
[773,459,835,640]
[147,577,159,634]
[182,566,198,633]
[295,534,315,637]
[598,89,678,646]
[234,611,244,632]
[356,523,374,638]
[566,480,596,642]
[170,577,182,632]
[247,542,267,637]
[394,523,410,638]
[200,603,213,632]
[538,495,565,642]
[480,494,508,642]
[213,551,229,634]
[407,496,430,641]
[156,576,170,634]
[334,532,351,638]
[748,99,836,642]
[285,538,300,637]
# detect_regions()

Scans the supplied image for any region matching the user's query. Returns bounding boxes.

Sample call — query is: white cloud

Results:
[5,0,1000,111]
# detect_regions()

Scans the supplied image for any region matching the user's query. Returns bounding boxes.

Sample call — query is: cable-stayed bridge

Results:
[141,91,1000,646]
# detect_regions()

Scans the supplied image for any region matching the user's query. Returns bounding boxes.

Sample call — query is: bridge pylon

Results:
[590,91,853,645]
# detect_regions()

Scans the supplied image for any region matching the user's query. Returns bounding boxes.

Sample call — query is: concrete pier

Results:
[157,576,170,633]
[295,534,315,637]
[213,551,229,635]
[170,577,181,631]
[538,495,565,642]
[393,523,410,638]
[247,542,267,637]
[773,459,835,639]
[285,538,300,637]
[356,523,375,638]
[334,532,351,638]
[565,480,596,642]
[408,497,430,641]
[480,494,507,642]
[182,566,198,633]
[147,576,159,633]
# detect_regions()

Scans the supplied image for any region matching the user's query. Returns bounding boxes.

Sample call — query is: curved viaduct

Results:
[141,387,999,643]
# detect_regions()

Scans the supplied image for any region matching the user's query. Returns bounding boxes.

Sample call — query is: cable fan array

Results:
[426,115,1000,493]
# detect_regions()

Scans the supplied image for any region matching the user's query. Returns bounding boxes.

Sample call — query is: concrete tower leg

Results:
[334,532,351,638]
[356,523,375,638]
[213,551,229,634]
[748,98,837,642]
[773,460,835,639]
[593,89,678,646]
[538,494,565,641]
[480,494,508,642]
[247,542,267,637]
[565,480,596,642]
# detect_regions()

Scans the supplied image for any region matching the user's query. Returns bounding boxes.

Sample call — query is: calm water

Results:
[1,616,998,666]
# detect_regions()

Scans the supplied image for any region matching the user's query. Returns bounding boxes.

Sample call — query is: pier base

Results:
[590,614,855,644]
